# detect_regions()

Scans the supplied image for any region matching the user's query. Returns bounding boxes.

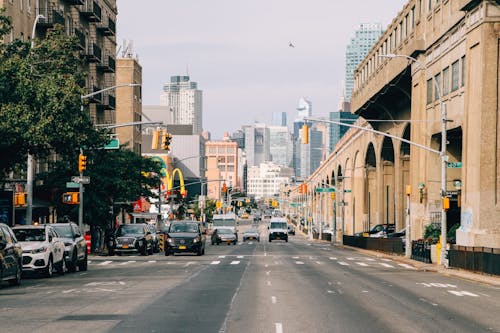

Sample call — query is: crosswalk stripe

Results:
[338,261,349,266]
[380,263,394,268]
[296,261,304,265]
[230,261,240,265]
[398,263,415,269]
[356,262,369,267]
[211,261,221,265]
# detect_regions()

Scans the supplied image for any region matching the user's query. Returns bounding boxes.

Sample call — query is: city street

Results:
[1,223,499,333]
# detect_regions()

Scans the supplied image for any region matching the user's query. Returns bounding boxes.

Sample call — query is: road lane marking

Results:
[266,270,271,275]
[218,256,226,258]
[292,256,300,259]
[230,261,240,265]
[448,290,479,297]
[315,261,323,265]
[275,323,283,333]
[267,281,272,286]
[327,290,335,294]
[147,260,157,263]
[184,261,195,267]
[338,261,349,266]
[329,257,337,260]
[119,261,136,265]
[265,264,269,268]
[62,289,77,294]
[398,263,415,269]
[356,262,369,267]
[365,258,375,261]
[379,263,394,268]
[271,296,277,304]
[381,258,392,262]
[237,256,244,259]
[98,261,112,265]
[296,261,304,265]
[211,261,221,265]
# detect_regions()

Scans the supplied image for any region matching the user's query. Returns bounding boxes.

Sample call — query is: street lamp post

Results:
[78,83,141,230]
[380,54,448,265]
[25,14,46,225]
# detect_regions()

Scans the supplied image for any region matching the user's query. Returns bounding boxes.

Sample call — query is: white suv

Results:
[12,225,66,277]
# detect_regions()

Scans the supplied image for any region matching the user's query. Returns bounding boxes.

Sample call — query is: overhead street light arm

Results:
[81,83,141,100]
[95,121,164,129]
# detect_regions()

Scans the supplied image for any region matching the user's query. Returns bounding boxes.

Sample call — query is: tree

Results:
[0,20,107,177]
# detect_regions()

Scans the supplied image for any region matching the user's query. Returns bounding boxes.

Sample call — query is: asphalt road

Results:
[1,220,499,333]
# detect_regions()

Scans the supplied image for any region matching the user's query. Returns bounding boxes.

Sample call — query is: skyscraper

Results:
[329,97,358,153]
[345,23,383,101]
[160,76,203,134]
[269,126,293,168]
[272,111,287,127]
[243,124,270,167]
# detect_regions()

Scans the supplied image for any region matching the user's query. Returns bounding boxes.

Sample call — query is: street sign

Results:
[104,138,120,150]
[290,203,302,207]
[71,176,90,184]
[315,187,335,193]
[447,162,462,168]
[66,182,79,188]
[343,189,352,193]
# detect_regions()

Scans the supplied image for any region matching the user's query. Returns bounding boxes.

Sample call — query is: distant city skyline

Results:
[117,0,406,138]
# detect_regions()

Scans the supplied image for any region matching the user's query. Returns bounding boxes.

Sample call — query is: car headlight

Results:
[32,246,48,254]
[193,237,199,243]
[167,238,174,244]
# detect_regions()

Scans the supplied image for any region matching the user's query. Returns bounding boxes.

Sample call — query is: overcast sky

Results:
[117,0,406,139]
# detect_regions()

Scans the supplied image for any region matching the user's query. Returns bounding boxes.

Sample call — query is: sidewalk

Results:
[296,227,500,287]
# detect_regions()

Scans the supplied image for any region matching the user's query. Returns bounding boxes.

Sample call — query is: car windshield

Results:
[217,228,233,234]
[116,225,145,236]
[52,225,73,238]
[246,229,258,234]
[169,223,198,233]
[270,222,287,229]
[13,228,45,241]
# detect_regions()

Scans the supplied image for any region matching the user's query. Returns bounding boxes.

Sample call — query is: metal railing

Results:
[449,245,500,275]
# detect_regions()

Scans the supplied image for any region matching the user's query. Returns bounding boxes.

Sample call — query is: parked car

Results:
[242,228,260,242]
[165,221,206,256]
[212,228,237,245]
[287,224,296,235]
[0,223,23,286]
[51,222,87,272]
[12,225,66,277]
[114,224,154,256]
[146,224,160,253]
[240,212,249,219]
[354,224,395,238]
[387,228,406,250]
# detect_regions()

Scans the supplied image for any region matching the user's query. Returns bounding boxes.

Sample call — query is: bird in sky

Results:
[289,41,295,48]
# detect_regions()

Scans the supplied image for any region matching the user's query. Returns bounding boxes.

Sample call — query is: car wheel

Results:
[45,257,54,278]
[233,241,237,245]
[285,238,288,243]
[148,244,154,255]
[164,250,170,256]
[197,248,203,256]
[268,238,272,242]
[8,264,21,286]
[141,245,148,256]
[57,258,66,275]
[78,254,88,271]
[202,248,205,255]
[68,251,78,272]
[154,243,160,253]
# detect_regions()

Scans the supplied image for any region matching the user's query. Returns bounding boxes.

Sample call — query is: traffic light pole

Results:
[78,148,84,231]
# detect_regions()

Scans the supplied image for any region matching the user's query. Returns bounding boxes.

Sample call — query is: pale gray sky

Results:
[117,0,406,138]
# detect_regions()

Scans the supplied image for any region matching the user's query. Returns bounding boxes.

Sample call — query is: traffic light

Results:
[302,124,309,144]
[222,182,227,193]
[151,129,160,150]
[14,192,26,206]
[161,131,172,151]
[330,192,336,200]
[78,154,87,173]
[62,192,79,204]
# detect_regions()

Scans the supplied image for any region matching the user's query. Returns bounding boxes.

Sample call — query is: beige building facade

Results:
[205,140,239,200]
[115,56,142,154]
[291,0,500,249]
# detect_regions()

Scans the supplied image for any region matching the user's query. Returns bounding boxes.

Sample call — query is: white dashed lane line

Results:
[230,261,240,265]
[98,260,112,266]
[211,261,221,265]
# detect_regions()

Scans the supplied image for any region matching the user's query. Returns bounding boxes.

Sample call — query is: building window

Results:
[428,0,433,11]
[434,73,441,100]
[451,60,459,91]
[218,147,226,154]
[405,14,409,37]
[442,66,450,95]
[411,6,416,28]
[227,147,236,154]
[426,78,433,104]
[461,56,466,87]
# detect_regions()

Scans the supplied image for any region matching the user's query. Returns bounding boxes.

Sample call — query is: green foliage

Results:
[423,223,441,243]
[0,21,106,176]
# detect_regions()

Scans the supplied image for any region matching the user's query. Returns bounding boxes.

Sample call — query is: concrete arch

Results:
[365,143,378,231]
